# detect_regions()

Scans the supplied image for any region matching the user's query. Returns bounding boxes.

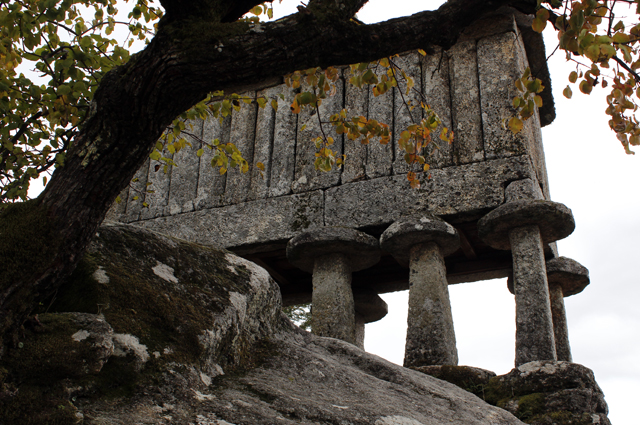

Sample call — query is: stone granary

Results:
[108,9,590,368]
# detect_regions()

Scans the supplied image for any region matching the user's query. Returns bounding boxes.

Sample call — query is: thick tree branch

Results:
[307,0,370,20]
[159,0,272,23]
[174,0,517,97]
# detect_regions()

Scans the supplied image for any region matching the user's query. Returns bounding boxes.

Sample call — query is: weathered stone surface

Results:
[310,253,357,344]
[449,39,484,165]
[137,190,325,250]
[505,178,544,202]
[546,257,589,363]
[393,52,423,175]
[412,365,496,397]
[483,361,610,425]
[342,68,369,184]
[286,227,379,346]
[527,105,552,200]
[380,214,460,266]
[478,200,575,251]
[354,291,388,323]
[354,292,388,350]
[367,63,394,179]
[422,47,453,168]
[325,156,536,229]
[122,158,149,222]
[140,147,173,220]
[195,115,229,209]
[293,79,344,193]
[0,223,283,424]
[549,283,572,362]
[403,241,458,367]
[286,227,380,273]
[167,119,204,215]
[510,225,557,366]
[518,22,555,128]
[104,185,128,222]
[225,98,258,205]
[248,86,278,201]
[546,257,590,297]
[268,85,298,198]
[2,222,529,425]
[477,29,530,160]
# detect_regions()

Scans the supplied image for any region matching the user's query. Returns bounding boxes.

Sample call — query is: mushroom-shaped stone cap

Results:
[354,292,388,323]
[380,214,460,266]
[478,200,575,250]
[546,256,590,297]
[286,227,380,273]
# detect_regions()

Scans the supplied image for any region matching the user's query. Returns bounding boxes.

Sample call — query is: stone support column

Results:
[380,214,460,367]
[286,227,380,346]
[509,224,556,365]
[353,292,388,350]
[405,241,457,367]
[546,257,590,362]
[478,200,575,366]
[311,253,356,342]
[548,282,569,361]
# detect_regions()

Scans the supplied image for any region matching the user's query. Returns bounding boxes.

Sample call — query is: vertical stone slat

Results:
[342,68,368,184]
[104,186,129,222]
[248,86,278,201]
[268,84,298,198]
[392,52,423,175]
[477,26,535,160]
[123,158,150,222]
[167,119,204,215]
[292,78,344,193]
[224,94,258,205]
[449,40,484,165]
[421,48,453,169]
[366,63,394,179]
[140,145,172,220]
[196,115,230,210]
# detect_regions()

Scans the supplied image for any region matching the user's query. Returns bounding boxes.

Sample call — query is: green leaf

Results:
[569,71,578,83]
[579,80,593,94]
[532,17,547,33]
[563,86,573,99]
[508,117,524,134]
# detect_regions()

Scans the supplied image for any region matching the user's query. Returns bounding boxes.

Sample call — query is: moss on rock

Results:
[1,223,284,424]
[411,365,496,399]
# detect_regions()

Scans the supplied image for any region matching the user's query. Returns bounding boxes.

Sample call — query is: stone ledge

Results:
[325,155,536,229]
[135,190,325,250]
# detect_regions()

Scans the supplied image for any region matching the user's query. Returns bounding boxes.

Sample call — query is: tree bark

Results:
[0,0,525,343]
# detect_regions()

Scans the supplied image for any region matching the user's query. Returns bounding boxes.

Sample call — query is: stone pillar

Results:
[546,257,590,362]
[548,282,570,361]
[380,214,460,367]
[509,224,556,364]
[287,227,380,346]
[353,292,388,349]
[311,253,356,342]
[478,200,575,366]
